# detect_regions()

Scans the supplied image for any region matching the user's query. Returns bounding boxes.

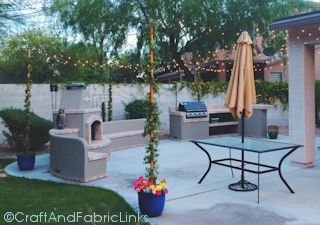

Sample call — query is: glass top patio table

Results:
[193,136,302,153]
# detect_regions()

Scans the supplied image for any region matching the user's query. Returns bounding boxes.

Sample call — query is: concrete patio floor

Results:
[5,135,320,225]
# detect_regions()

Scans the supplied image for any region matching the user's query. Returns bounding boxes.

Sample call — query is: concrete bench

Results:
[103,119,147,151]
[49,129,108,182]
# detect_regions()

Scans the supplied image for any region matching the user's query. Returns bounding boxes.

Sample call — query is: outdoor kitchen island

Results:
[169,103,272,140]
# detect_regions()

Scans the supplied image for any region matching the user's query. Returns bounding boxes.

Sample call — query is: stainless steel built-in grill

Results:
[178,101,208,118]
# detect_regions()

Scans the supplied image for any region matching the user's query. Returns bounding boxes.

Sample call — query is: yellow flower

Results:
[149,185,155,190]
[155,185,162,191]
[161,183,167,189]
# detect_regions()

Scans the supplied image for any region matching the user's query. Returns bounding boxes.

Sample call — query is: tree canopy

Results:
[0,29,104,83]
[48,0,132,79]
[0,1,24,36]
[131,0,319,81]
[0,0,319,83]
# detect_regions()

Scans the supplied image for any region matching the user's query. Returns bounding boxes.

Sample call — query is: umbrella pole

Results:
[241,109,244,143]
[228,109,257,192]
[241,110,244,188]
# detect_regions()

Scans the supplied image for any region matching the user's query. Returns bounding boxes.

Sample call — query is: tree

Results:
[0,29,67,83]
[0,1,23,35]
[48,0,132,80]
[132,0,319,81]
[0,29,103,83]
[111,51,141,83]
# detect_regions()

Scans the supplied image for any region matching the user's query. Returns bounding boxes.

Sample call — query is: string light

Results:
[22,24,320,76]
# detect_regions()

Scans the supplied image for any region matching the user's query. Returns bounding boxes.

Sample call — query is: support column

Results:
[315,46,320,80]
[288,39,315,167]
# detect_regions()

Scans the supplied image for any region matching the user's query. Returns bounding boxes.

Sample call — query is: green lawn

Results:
[0,159,147,225]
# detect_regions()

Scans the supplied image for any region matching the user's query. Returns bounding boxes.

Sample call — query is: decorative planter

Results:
[268,125,279,139]
[17,153,35,170]
[138,191,165,217]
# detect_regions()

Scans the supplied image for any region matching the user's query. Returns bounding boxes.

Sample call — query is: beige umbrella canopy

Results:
[224,31,256,119]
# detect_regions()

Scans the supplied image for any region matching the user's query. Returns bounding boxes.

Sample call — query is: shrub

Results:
[124,99,148,119]
[0,108,53,152]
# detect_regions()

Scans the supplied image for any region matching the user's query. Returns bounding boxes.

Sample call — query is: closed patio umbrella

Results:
[224,31,257,192]
[225,31,256,142]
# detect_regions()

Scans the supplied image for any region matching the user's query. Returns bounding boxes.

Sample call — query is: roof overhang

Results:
[269,11,320,31]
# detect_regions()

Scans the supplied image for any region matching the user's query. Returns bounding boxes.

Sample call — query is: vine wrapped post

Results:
[24,48,32,152]
[107,64,112,121]
[144,21,160,183]
[149,21,155,182]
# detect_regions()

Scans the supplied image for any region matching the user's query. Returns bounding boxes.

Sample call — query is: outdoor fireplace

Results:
[84,115,103,145]
[53,84,104,145]
[91,120,102,141]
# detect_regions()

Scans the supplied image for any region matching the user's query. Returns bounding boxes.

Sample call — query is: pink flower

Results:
[134,176,168,195]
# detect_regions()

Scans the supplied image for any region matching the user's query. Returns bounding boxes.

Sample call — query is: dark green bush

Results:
[124,99,148,119]
[0,108,53,152]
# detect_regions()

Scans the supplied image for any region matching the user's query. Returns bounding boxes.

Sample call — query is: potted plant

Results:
[0,108,53,171]
[16,152,35,171]
[268,125,279,139]
[134,176,168,217]
[133,21,167,217]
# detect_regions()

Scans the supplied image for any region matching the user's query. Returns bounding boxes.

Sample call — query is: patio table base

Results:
[228,180,257,192]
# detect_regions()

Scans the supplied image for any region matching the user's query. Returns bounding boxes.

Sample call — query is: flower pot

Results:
[268,125,279,139]
[138,191,165,217]
[17,153,35,170]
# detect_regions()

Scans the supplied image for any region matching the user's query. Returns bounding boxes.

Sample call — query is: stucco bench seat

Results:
[49,129,108,182]
[105,130,144,139]
[103,119,147,151]
[50,128,80,137]
[88,136,111,151]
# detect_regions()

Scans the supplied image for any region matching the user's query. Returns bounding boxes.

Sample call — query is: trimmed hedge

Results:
[124,99,148,119]
[0,108,53,152]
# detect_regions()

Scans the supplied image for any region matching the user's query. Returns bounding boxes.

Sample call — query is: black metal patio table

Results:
[191,136,302,203]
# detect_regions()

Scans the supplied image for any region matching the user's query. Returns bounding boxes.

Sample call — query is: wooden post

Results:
[27,49,31,79]
[149,21,155,182]
[108,64,112,121]
[24,48,31,150]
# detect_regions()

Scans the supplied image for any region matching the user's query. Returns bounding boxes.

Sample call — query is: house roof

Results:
[269,11,320,31]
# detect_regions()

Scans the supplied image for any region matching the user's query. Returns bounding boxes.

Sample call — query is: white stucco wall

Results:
[0,84,288,142]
